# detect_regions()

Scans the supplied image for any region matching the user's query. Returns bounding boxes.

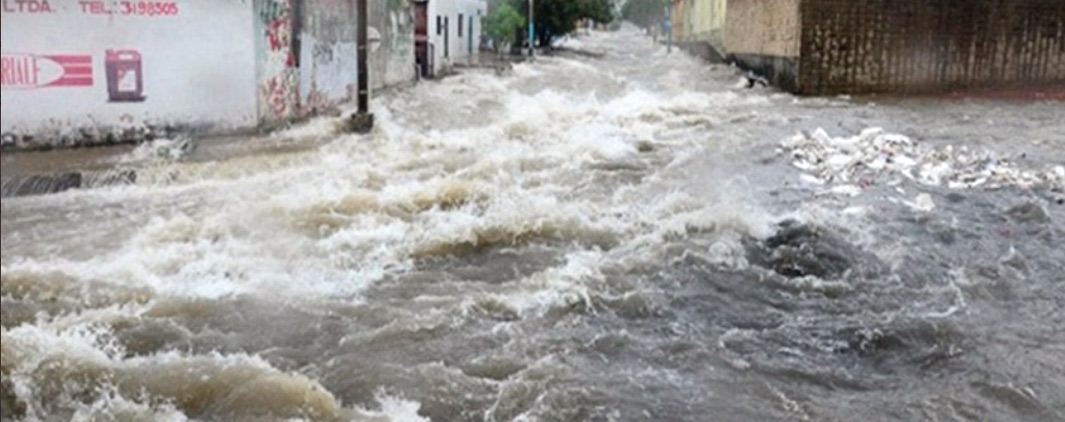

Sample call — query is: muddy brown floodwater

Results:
[3,25,1064,422]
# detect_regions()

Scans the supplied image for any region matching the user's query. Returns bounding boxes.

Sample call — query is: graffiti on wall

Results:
[253,0,416,121]
[370,0,414,89]
[260,0,292,58]
[295,0,359,116]
[261,75,290,117]
[302,41,337,114]
[256,0,297,121]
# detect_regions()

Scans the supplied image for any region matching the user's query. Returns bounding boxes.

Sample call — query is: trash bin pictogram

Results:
[105,50,145,102]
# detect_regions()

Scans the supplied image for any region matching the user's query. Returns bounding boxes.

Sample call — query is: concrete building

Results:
[724,0,1065,95]
[416,0,486,77]
[662,0,1064,94]
[672,0,728,62]
[1,0,415,150]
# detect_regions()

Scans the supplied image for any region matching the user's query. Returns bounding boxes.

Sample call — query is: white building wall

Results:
[1,0,258,145]
[427,0,484,74]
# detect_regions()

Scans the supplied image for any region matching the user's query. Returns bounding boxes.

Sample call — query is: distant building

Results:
[728,0,1065,95]
[671,0,728,62]
[416,0,486,78]
[668,0,1065,95]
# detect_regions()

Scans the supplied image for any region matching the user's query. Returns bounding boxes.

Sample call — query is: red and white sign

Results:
[0,53,93,89]
[2,0,259,136]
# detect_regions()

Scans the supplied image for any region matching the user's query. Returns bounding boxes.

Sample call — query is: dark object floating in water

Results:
[747,220,883,280]
[1005,202,1050,224]
[745,71,769,89]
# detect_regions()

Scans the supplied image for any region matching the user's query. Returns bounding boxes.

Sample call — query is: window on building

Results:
[458,14,464,37]
[436,16,442,35]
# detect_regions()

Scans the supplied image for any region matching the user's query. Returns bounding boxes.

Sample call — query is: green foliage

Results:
[620,0,667,28]
[579,0,615,24]
[485,3,526,52]
[508,0,615,47]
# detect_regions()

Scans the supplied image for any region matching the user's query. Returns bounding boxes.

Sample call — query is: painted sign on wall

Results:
[1,53,93,88]
[2,0,180,15]
[1,0,257,147]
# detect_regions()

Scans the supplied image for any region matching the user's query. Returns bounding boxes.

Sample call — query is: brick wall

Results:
[798,0,1065,95]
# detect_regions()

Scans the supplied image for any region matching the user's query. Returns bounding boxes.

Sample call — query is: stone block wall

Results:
[724,0,1064,95]
[798,0,1065,95]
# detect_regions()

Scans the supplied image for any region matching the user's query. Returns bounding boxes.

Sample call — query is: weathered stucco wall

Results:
[725,0,801,58]
[688,0,727,53]
[1,0,258,149]
[798,0,1065,95]
[372,0,416,88]
[674,0,727,62]
[300,0,359,115]
[256,0,414,123]
[424,0,484,76]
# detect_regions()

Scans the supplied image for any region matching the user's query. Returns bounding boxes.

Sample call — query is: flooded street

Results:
[3,27,1064,421]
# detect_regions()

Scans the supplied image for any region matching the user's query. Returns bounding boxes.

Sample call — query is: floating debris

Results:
[780,128,1065,195]
[743,71,769,89]
[120,136,196,164]
[903,193,936,213]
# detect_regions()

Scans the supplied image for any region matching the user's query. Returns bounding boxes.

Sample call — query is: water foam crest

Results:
[4,322,347,420]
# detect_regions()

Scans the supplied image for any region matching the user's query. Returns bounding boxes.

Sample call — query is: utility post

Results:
[665,2,672,54]
[348,0,374,133]
[527,0,535,59]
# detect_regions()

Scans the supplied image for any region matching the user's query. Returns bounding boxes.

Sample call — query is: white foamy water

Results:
[4,25,1064,422]
[2,27,777,421]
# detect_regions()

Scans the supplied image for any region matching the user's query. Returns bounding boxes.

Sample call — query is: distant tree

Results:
[579,0,615,24]
[620,0,667,29]
[485,3,526,55]
[508,0,615,49]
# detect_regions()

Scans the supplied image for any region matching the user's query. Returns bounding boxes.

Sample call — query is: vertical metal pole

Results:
[527,0,534,58]
[357,0,369,114]
[349,0,374,132]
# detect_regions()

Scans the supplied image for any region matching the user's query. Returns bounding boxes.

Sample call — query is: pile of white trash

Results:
[779,128,1065,198]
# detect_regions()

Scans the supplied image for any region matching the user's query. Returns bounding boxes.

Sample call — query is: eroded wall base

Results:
[728,54,799,93]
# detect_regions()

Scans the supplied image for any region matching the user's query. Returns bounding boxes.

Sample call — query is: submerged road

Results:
[2,26,1064,421]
